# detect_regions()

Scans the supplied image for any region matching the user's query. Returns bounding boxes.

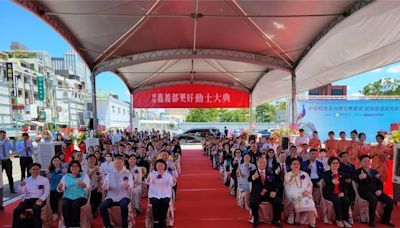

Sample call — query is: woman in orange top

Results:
[369,134,390,182]
[347,130,359,167]
[352,132,369,169]
[337,131,350,154]
[309,131,321,150]
[324,131,338,158]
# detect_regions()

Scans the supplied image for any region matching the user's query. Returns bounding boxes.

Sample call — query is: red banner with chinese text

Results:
[133,84,250,108]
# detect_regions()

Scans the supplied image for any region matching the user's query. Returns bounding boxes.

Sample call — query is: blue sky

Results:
[1,0,400,102]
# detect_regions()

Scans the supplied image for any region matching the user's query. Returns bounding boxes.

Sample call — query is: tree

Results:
[220,109,250,122]
[185,109,219,122]
[255,103,276,122]
[277,101,286,111]
[360,78,400,95]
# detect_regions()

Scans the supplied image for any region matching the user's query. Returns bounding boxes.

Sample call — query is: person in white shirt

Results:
[100,156,133,228]
[101,152,115,176]
[127,155,143,213]
[32,134,42,163]
[12,163,50,228]
[147,159,176,228]
[294,129,309,153]
[74,150,88,172]
[16,133,34,179]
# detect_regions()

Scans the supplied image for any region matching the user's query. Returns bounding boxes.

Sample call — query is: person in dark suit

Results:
[301,149,325,187]
[286,145,302,170]
[274,152,289,200]
[338,151,356,202]
[353,154,395,227]
[323,157,351,228]
[248,157,282,227]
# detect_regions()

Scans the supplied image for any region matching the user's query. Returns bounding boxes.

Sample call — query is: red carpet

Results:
[0,148,399,228]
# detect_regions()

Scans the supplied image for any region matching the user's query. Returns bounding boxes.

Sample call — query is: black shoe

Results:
[308,225,317,228]
[252,222,259,228]
[382,222,395,227]
[10,189,16,193]
[0,206,4,212]
[369,221,376,227]
[272,221,282,227]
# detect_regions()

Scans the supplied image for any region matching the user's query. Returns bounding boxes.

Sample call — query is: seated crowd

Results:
[204,129,396,228]
[6,129,181,228]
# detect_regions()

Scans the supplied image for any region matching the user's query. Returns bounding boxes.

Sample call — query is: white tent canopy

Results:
[13,0,400,123]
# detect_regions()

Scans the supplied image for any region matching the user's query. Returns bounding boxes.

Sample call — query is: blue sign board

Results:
[296,99,400,143]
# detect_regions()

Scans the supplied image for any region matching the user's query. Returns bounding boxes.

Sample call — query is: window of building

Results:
[112,106,115,113]
[308,89,319,96]
[123,109,125,115]
[32,78,37,85]
[331,88,344,96]
[18,89,23,97]
[33,93,38,99]
[24,75,29,83]
[118,107,120,114]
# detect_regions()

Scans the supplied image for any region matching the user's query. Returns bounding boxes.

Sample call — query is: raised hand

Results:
[359,170,367,180]
[252,171,259,180]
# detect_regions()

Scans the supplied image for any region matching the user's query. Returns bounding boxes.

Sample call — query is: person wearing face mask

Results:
[317,148,329,171]
[147,159,176,228]
[100,157,133,228]
[101,152,115,176]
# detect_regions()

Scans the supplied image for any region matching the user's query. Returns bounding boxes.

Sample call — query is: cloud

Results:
[387,64,400,74]
[351,92,363,96]
[371,68,382,73]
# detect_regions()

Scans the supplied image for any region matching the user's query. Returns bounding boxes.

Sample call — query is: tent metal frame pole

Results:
[91,73,98,135]
[291,72,297,124]
[130,93,133,129]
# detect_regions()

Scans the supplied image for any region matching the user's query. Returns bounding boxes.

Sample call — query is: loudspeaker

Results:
[281,136,290,150]
[249,134,256,143]
[89,118,94,130]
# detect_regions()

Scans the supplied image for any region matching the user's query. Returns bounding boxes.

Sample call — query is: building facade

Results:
[0,43,92,131]
[96,92,131,129]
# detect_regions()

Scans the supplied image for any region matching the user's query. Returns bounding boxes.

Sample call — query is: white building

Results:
[96,92,131,129]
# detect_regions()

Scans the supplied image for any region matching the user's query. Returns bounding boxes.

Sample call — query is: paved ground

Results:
[2,157,24,204]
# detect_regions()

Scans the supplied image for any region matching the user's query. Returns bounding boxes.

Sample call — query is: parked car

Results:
[232,129,242,137]
[258,129,272,138]
[177,128,220,144]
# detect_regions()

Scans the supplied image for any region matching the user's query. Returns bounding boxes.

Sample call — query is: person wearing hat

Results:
[353,154,395,227]
[16,133,34,179]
